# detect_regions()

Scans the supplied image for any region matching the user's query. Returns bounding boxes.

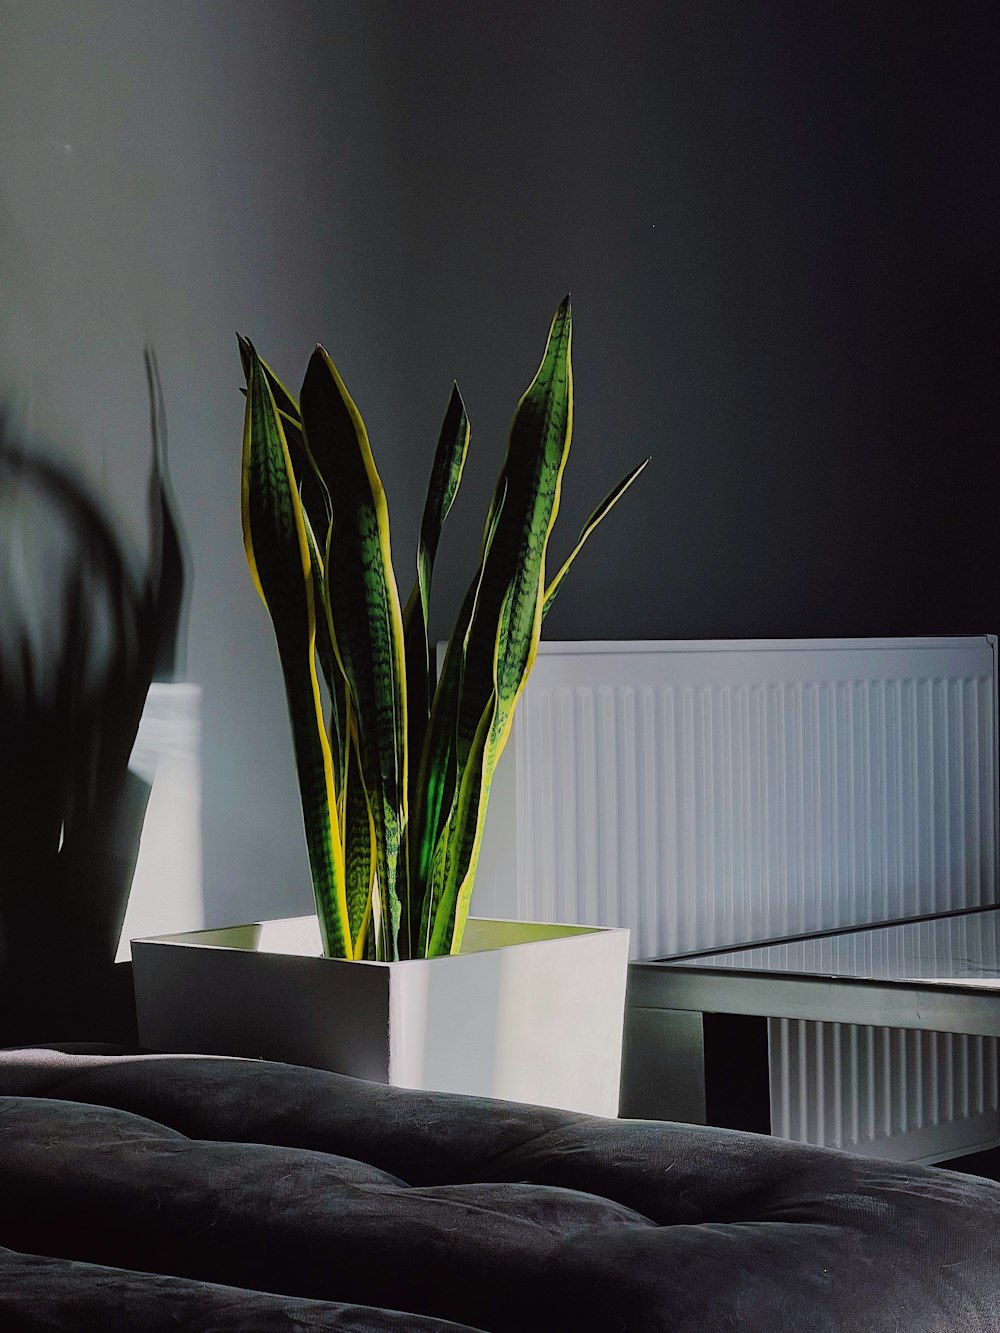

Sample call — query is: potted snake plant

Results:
[132,299,646,1114]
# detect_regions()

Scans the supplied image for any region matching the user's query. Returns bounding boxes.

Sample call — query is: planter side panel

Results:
[132,941,392,1080]
[390,927,631,1116]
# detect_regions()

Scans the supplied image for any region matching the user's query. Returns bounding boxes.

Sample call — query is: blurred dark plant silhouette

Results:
[0,352,186,1042]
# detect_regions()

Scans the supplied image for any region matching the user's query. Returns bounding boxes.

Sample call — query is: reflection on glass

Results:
[672,909,1000,987]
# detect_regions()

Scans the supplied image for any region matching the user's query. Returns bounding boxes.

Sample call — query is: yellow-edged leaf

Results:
[241,350,351,957]
[299,346,409,960]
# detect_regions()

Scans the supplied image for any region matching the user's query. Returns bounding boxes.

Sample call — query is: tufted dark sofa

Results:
[1,1046,999,1331]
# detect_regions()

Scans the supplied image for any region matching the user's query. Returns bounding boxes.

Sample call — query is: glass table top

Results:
[661,907,1000,988]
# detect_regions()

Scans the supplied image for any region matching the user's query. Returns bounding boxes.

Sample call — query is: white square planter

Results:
[132,916,630,1116]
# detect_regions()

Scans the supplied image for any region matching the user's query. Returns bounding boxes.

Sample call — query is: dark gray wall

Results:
[389,1,999,648]
[2,1,997,925]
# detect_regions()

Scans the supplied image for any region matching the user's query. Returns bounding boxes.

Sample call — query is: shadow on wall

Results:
[0,356,186,1044]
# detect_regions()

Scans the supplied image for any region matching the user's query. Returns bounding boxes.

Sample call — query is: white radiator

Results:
[770,1020,999,1163]
[474,637,1000,1161]
[704,911,1000,1160]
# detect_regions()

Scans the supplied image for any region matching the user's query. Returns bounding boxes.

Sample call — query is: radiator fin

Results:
[514,671,996,960]
[770,1019,1000,1160]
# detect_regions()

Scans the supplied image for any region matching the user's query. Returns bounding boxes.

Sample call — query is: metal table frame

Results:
[619,915,1000,1131]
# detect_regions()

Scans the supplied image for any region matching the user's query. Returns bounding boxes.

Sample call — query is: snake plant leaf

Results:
[297,451,333,566]
[415,383,471,642]
[239,337,331,555]
[299,346,409,961]
[425,578,512,956]
[410,483,507,954]
[417,298,573,955]
[239,335,299,421]
[412,298,572,951]
[542,456,650,620]
[403,383,470,807]
[486,296,573,758]
[425,693,497,955]
[299,506,348,801]
[425,296,572,822]
[239,336,307,460]
[238,338,345,786]
[241,352,351,958]
[344,722,376,958]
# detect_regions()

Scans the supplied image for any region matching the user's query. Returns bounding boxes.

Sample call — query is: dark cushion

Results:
[1,1047,998,1331]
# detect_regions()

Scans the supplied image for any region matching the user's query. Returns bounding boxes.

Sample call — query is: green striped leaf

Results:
[425,579,511,955]
[403,383,470,797]
[542,456,650,620]
[426,694,497,956]
[344,721,376,958]
[412,486,507,955]
[415,300,573,946]
[299,506,348,802]
[465,296,572,762]
[239,338,347,796]
[239,335,299,422]
[239,336,331,560]
[299,346,409,961]
[241,351,351,958]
